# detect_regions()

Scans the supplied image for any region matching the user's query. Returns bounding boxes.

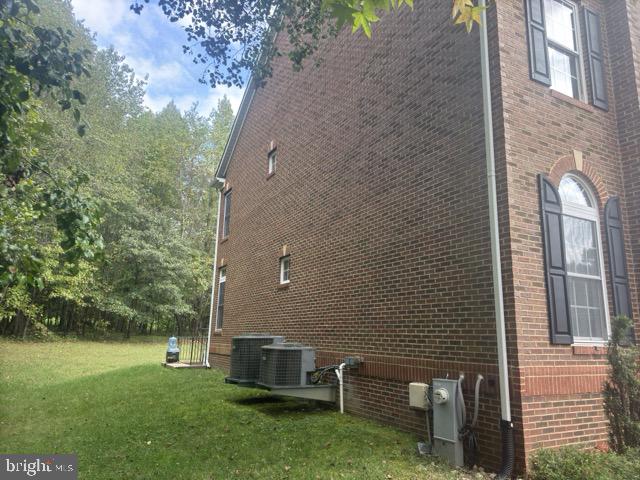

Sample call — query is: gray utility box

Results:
[258,343,316,388]
[432,378,464,467]
[226,334,285,385]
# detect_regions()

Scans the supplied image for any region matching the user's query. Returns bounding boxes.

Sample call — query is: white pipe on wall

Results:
[203,181,224,368]
[479,0,512,424]
[335,363,346,414]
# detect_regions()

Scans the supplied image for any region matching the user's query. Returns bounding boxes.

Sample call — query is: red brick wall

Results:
[209,0,638,474]
[606,0,640,315]
[210,2,516,471]
[495,0,639,466]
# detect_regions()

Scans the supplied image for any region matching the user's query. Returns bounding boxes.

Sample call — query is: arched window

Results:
[558,174,609,342]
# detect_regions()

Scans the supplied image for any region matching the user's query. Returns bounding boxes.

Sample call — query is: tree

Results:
[131,0,485,89]
[0,0,102,295]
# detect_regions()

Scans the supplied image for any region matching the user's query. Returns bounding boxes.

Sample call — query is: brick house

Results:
[206,0,639,474]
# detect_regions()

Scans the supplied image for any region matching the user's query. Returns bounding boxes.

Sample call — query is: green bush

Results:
[26,321,57,341]
[604,315,640,452]
[529,447,640,480]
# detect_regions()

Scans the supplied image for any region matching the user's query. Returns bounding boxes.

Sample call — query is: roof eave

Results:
[214,75,258,180]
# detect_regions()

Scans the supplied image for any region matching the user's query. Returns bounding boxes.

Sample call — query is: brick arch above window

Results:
[547,152,609,209]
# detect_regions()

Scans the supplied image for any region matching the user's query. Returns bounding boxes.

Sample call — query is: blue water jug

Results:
[166,336,180,363]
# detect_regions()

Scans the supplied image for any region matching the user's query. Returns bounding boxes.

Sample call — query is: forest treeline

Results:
[0,0,234,339]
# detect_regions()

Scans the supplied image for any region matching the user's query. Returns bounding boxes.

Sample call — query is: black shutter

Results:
[526,0,552,85]
[539,174,572,344]
[583,8,609,110]
[605,197,632,319]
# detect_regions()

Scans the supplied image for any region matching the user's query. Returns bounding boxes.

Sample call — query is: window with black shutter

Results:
[525,0,609,104]
[539,173,611,344]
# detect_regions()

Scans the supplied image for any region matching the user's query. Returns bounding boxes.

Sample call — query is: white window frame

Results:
[215,267,226,331]
[268,149,277,176]
[560,173,610,344]
[544,0,587,101]
[279,256,290,285]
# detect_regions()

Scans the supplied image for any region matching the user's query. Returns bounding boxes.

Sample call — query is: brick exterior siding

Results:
[209,0,639,474]
[495,0,639,467]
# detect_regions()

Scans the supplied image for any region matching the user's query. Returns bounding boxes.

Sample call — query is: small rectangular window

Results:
[279,256,290,284]
[268,149,277,176]
[222,190,231,238]
[216,267,226,330]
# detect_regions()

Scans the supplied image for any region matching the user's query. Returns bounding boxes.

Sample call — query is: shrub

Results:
[27,321,57,341]
[529,447,640,480]
[603,315,640,452]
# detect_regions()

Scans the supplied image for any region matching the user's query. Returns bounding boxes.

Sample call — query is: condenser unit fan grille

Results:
[229,335,284,382]
[259,349,302,386]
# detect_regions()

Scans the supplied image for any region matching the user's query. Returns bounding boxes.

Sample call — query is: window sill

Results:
[550,89,595,113]
[572,344,607,355]
[277,283,290,290]
[213,329,223,336]
[219,237,228,245]
[266,172,275,180]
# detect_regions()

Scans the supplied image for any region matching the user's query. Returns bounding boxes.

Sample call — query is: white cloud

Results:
[72,0,245,117]
[143,92,172,112]
[143,85,244,115]
[125,57,188,85]
[200,86,244,113]
[176,12,194,29]
[71,0,129,37]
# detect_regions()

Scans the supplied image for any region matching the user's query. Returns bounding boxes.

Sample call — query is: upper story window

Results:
[222,190,231,238]
[279,255,290,284]
[268,149,277,176]
[544,0,584,99]
[526,0,608,109]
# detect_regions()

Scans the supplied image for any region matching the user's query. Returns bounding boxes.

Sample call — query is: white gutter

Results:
[479,0,511,424]
[203,179,224,367]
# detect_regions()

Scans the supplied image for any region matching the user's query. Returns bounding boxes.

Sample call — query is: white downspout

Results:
[334,363,346,414]
[203,180,224,367]
[479,5,514,476]
[479,0,511,426]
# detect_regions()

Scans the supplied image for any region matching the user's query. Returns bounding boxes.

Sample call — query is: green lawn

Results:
[0,340,483,479]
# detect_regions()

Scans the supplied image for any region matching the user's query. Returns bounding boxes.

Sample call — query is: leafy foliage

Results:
[1,0,234,339]
[0,0,101,294]
[130,0,485,89]
[529,446,640,480]
[603,315,640,453]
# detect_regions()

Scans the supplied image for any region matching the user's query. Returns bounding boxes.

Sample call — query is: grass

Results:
[0,339,485,480]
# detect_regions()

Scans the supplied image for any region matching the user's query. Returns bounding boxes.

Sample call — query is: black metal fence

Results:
[177,334,208,365]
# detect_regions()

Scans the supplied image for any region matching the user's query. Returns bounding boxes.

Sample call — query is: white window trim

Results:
[215,268,226,331]
[279,256,290,285]
[560,173,610,345]
[545,0,588,102]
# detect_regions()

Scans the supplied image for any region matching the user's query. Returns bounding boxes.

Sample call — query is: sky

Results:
[70,0,245,115]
